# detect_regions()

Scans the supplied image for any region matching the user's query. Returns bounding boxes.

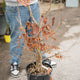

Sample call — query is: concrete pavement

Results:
[8,24,80,80]
[8,7,80,80]
[0,2,80,80]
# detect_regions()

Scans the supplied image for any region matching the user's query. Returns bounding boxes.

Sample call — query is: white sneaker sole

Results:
[11,70,19,78]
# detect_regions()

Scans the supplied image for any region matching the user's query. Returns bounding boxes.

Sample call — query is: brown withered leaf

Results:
[23,47,26,50]
[47,68,51,74]
[50,76,52,80]
[20,26,23,31]
[17,46,19,48]
[48,51,51,54]
[43,17,47,24]
[52,17,55,26]
[19,36,22,39]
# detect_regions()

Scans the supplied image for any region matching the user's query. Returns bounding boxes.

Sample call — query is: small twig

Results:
[17,0,22,26]
[42,0,52,17]
[27,5,39,26]
[42,45,54,55]
[54,23,62,32]
[16,17,22,26]
[43,52,60,60]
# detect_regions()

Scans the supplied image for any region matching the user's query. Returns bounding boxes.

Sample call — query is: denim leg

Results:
[5,2,46,65]
[29,2,46,59]
[30,2,40,23]
[5,6,30,65]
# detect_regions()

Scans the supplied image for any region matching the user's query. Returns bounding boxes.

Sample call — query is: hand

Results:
[18,0,30,7]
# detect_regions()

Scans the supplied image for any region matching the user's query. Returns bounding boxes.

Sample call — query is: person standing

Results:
[5,0,41,77]
[5,0,56,77]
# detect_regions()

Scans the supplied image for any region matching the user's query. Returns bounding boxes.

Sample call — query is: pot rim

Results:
[26,62,53,77]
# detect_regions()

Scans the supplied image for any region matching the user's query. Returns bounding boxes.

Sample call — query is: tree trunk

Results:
[36,49,42,68]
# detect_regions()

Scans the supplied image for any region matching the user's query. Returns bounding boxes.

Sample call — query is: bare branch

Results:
[43,52,60,60]
[17,0,22,26]
[16,17,22,26]
[27,5,39,26]
[42,45,54,55]
[42,0,52,17]
[54,23,62,32]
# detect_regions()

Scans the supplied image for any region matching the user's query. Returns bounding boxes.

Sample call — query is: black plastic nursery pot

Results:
[26,62,52,80]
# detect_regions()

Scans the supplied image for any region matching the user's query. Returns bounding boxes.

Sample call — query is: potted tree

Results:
[16,0,63,80]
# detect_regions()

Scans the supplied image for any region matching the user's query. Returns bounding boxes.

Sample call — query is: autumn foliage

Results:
[18,15,62,60]
[17,14,62,76]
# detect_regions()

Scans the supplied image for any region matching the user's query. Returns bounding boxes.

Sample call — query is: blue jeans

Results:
[5,2,46,65]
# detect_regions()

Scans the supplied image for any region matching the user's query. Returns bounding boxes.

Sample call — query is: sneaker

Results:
[42,59,57,68]
[11,62,20,77]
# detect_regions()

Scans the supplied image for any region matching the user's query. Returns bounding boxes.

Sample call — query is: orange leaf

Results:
[23,40,25,44]
[55,54,63,59]
[41,48,46,51]
[52,17,55,26]
[39,37,41,41]
[39,27,42,31]
[55,55,59,58]
[32,30,37,35]
[41,45,44,48]
[48,51,51,54]
[17,39,19,41]
[50,34,53,37]
[52,37,56,40]
[50,76,52,80]
[27,50,29,52]
[17,46,19,48]
[20,26,23,31]
[45,36,48,40]
[41,15,44,18]
[47,68,51,74]
[27,0,30,3]
[19,36,22,39]
[26,21,31,26]
[60,55,63,59]
[30,49,33,51]
[27,26,31,30]
[37,69,40,72]
[24,29,26,33]
[23,47,26,50]
[32,44,35,48]
[46,45,50,49]
[34,37,38,41]
[17,39,20,45]
[52,46,55,48]
[55,54,59,58]
[55,47,60,49]
[44,43,47,46]
[26,21,31,30]
[46,25,51,30]
[43,17,47,24]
